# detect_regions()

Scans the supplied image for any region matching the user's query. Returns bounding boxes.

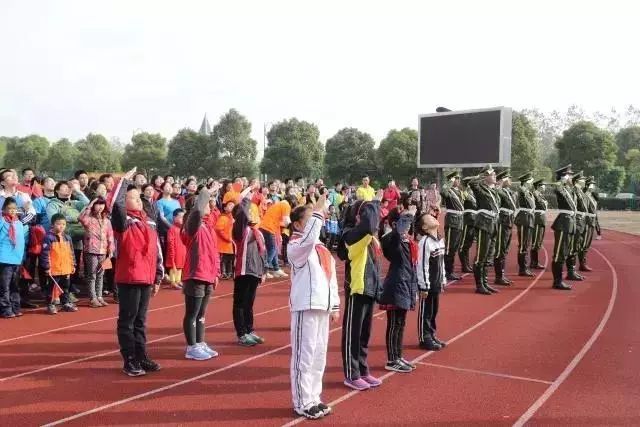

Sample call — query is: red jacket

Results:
[111,179,164,285]
[166,224,186,269]
[181,191,220,284]
[383,187,401,211]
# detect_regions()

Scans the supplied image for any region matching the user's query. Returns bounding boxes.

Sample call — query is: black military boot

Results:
[474,264,491,295]
[459,251,473,273]
[579,252,593,272]
[483,265,499,293]
[494,258,511,286]
[444,255,461,281]
[566,256,585,281]
[552,262,571,290]
[530,249,545,269]
[518,253,535,277]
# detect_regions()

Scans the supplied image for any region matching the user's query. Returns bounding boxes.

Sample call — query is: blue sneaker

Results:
[185,345,212,361]
[198,342,219,358]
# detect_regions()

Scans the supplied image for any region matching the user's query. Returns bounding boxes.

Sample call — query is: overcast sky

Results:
[1,0,638,154]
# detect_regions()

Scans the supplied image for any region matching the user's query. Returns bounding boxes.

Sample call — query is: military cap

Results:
[496,169,511,180]
[572,170,585,183]
[518,172,533,183]
[445,171,460,180]
[461,176,475,184]
[585,176,595,186]
[532,178,545,188]
[479,164,495,176]
[555,164,573,180]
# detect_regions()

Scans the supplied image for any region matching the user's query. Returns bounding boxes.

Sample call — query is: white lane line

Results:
[281,248,549,427]
[513,247,618,427]
[0,278,288,345]
[415,362,553,385]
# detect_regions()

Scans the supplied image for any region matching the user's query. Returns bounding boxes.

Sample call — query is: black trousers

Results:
[220,254,235,278]
[460,224,476,255]
[495,225,512,260]
[341,293,375,380]
[581,225,596,255]
[475,229,497,266]
[47,275,71,305]
[418,292,440,343]
[385,309,407,361]
[183,283,212,346]
[117,284,152,361]
[552,230,572,264]
[444,226,463,274]
[233,275,260,337]
[532,225,545,250]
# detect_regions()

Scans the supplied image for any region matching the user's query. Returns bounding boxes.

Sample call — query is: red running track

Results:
[0,229,638,426]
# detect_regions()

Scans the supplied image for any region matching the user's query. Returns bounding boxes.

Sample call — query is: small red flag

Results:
[50,276,64,301]
[20,266,33,281]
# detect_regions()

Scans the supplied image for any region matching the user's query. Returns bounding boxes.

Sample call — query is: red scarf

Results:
[126,209,151,255]
[2,214,17,247]
[315,244,333,283]
[408,239,418,265]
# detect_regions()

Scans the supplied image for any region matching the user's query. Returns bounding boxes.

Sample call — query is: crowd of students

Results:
[0,165,457,420]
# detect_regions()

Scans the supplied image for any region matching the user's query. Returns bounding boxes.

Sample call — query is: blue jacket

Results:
[0,216,26,265]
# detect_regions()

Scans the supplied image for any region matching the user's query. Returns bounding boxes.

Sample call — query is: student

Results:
[0,198,26,318]
[288,194,340,420]
[156,181,181,243]
[40,214,77,314]
[166,209,186,290]
[232,184,267,346]
[380,211,418,373]
[415,212,447,351]
[79,197,115,308]
[325,204,340,251]
[340,190,384,391]
[259,199,291,278]
[181,188,220,361]
[215,201,235,280]
[111,168,164,377]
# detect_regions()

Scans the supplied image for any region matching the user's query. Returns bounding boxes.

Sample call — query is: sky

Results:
[1,0,638,157]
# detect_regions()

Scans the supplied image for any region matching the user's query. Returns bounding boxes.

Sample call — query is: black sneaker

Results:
[400,358,416,370]
[385,360,412,373]
[123,359,146,377]
[317,402,332,416]
[294,405,324,420]
[139,357,161,372]
[433,336,447,347]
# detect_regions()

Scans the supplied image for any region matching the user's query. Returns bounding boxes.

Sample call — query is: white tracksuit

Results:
[288,211,340,411]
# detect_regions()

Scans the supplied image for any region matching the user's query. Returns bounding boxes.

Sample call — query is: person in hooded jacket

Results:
[379,210,418,373]
[339,189,384,391]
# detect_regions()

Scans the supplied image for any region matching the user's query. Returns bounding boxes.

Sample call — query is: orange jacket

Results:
[215,212,234,254]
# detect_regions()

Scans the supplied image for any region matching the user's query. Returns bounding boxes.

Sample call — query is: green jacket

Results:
[470,182,500,234]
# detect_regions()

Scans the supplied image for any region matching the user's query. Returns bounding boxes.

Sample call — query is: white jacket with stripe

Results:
[287,211,340,313]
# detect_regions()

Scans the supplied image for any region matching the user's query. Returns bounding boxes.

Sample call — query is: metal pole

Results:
[263,123,267,183]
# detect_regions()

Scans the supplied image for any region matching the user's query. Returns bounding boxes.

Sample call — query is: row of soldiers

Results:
[440,164,599,294]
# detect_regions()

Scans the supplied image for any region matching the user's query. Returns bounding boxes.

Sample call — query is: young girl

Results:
[288,195,340,420]
[215,201,235,280]
[415,212,447,351]
[181,188,220,361]
[380,210,418,372]
[166,209,186,290]
[232,184,267,347]
[0,198,26,318]
[79,197,115,308]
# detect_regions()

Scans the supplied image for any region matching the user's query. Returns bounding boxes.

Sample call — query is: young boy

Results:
[166,209,186,290]
[40,213,77,314]
[288,194,340,420]
[215,201,235,280]
[0,197,26,318]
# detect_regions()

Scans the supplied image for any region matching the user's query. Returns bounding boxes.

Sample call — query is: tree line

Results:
[2,105,640,195]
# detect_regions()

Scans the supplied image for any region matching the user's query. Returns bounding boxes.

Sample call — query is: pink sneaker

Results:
[361,374,382,387]
[343,377,371,391]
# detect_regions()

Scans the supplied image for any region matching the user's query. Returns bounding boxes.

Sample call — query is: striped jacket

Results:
[233,197,267,279]
[416,234,446,293]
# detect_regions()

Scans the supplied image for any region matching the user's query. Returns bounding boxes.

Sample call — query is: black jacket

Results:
[379,229,418,310]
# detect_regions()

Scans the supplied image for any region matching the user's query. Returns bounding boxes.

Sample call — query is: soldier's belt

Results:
[446,210,464,215]
[463,209,477,214]
[576,212,586,216]
[515,208,534,216]
[557,209,575,216]
[499,207,514,215]
[585,213,596,218]
[534,209,546,214]
[477,209,497,217]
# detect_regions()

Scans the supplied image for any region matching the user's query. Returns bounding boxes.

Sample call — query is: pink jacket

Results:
[79,209,115,255]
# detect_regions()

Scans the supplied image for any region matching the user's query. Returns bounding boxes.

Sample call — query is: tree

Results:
[625,148,640,195]
[324,128,377,183]
[42,138,77,176]
[599,166,626,196]
[122,132,167,176]
[376,128,418,185]
[167,128,211,176]
[211,109,258,178]
[261,118,324,181]
[615,126,640,165]
[75,133,121,172]
[3,134,49,171]
[511,113,540,178]
[555,121,618,182]
[0,136,11,166]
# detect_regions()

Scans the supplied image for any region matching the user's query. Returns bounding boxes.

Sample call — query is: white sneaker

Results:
[265,272,274,279]
[185,345,212,361]
[273,269,288,278]
[198,342,219,358]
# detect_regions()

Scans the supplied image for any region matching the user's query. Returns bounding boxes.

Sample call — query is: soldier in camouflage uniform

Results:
[494,170,517,286]
[579,176,598,271]
[469,165,500,295]
[441,171,464,281]
[530,178,547,270]
[458,176,477,273]
[551,164,576,290]
[514,172,536,277]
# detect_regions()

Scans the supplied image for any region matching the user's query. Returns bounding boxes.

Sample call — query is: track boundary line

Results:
[415,362,553,385]
[282,248,550,427]
[0,278,289,345]
[512,247,618,427]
